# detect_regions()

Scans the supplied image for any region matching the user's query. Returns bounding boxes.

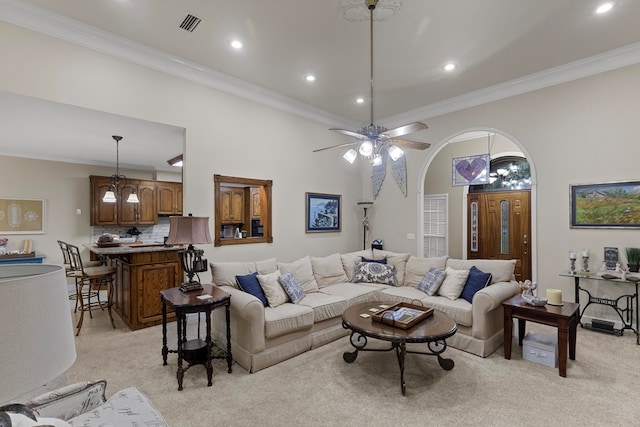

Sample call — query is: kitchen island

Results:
[87,243,184,330]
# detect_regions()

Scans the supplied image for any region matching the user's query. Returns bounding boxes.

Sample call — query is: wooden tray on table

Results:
[372,302,434,329]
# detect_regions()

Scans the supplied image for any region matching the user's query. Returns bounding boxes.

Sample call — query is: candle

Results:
[582,249,589,257]
[546,289,562,305]
[569,251,577,260]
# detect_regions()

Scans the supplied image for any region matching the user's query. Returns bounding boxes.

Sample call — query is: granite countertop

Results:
[85,242,184,255]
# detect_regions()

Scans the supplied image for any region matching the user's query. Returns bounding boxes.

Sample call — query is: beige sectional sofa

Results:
[211,249,520,373]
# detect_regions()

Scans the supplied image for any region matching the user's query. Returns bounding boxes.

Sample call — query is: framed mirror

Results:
[213,174,273,247]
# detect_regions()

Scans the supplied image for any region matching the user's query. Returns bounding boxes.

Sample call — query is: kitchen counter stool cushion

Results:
[460,266,492,303]
[236,272,268,306]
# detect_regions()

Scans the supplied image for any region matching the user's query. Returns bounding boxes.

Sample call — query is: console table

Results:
[160,284,232,391]
[0,254,45,264]
[560,273,639,344]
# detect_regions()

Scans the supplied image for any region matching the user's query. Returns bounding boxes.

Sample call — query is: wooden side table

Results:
[160,284,232,391]
[502,294,579,377]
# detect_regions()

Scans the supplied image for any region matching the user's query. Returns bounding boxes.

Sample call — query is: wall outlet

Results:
[406,233,415,240]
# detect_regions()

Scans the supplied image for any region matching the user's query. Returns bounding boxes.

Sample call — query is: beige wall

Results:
[0,21,363,267]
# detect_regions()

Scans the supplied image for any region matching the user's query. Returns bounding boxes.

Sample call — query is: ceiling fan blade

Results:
[313,142,355,153]
[330,128,367,139]
[391,138,431,150]
[381,122,428,139]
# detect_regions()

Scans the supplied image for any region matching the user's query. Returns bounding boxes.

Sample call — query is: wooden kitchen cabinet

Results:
[156,181,183,215]
[250,186,261,220]
[220,186,245,224]
[90,175,159,226]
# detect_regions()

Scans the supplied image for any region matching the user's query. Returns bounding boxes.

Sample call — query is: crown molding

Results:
[2,0,640,130]
[0,0,356,130]
[382,42,640,127]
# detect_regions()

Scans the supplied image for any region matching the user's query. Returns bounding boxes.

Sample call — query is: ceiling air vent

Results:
[179,13,202,33]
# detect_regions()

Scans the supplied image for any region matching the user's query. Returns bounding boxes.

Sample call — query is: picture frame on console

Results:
[305,192,341,233]
[570,180,640,229]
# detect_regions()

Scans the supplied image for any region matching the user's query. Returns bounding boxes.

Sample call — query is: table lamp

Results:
[0,265,77,404]
[166,214,212,292]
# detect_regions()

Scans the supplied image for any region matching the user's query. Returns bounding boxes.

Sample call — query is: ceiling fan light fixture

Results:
[343,148,358,164]
[359,140,373,156]
[388,145,404,161]
[372,153,383,166]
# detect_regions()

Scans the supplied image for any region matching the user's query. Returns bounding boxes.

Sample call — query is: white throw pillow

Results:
[437,267,469,300]
[310,253,349,287]
[257,270,288,307]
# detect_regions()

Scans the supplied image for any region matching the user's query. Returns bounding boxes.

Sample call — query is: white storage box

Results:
[523,332,558,368]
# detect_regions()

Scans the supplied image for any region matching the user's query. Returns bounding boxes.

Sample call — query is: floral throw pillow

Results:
[353,262,397,286]
[416,267,446,296]
[278,271,306,304]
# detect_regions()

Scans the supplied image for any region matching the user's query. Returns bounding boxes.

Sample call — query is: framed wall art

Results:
[305,192,341,233]
[570,181,640,229]
[0,198,46,234]
[452,154,490,187]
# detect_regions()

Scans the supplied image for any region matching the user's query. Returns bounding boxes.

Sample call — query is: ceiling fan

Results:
[314,0,431,166]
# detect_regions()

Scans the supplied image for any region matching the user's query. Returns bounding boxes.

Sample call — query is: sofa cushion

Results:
[437,267,469,300]
[341,250,373,281]
[416,267,446,296]
[404,256,449,287]
[236,272,268,306]
[373,249,410,286]
[278,272,306,304]
[353,262,397,286]
[264,304,314,339]
[211,261,256,289]
[310,253,349,288]
[460,266,492,303]
[278,256,319,293]
[257,270,288,308]
[255,257,278,274]
[319,282,380,305]
[379,285,429,304]
[446,258,515,284]
[298,292,348,322]
[362,256,386,264]
[421,294,473,327]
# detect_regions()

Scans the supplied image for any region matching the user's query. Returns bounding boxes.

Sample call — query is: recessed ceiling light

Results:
[305,74,316,82]
[356,97,365,104]
[596,2,614,14]
[230,40,243,49]
[443,63,456,72]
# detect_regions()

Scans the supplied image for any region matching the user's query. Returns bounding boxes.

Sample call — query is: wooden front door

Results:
[467,190,531,281]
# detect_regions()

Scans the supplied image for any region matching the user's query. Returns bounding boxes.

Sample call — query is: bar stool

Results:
[67,243,116,335]
[57,240,101,312]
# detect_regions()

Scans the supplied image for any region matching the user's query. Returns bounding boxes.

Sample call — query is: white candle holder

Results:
[582,255,589,272]
[569,258,576,274]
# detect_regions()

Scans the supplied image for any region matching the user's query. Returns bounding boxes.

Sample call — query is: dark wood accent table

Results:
[503,295,579,377]
[160,284,232,391]
[342,301,457,396]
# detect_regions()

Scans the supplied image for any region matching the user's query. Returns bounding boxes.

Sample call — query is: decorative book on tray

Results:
[372,302,434,329]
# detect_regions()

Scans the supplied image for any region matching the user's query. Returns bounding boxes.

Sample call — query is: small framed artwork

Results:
[570,180,640,228]
[452,154,490,187]
[0,198,46,234]
[604,247,618,270]
[305,192,341,233]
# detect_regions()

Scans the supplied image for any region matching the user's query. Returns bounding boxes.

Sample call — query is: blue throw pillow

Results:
[361,256,387,264]
[236,272,268,306]
[460,266,492,303]
[278,272,306,304]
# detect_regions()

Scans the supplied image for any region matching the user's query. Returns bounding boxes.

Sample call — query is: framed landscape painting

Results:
[570,181,640,228]
[305,192,341,233]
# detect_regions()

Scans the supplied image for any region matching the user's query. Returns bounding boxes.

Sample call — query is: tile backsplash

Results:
[91,216,171,243]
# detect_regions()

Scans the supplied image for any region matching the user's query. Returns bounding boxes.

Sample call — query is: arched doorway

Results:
[417,129,537,282]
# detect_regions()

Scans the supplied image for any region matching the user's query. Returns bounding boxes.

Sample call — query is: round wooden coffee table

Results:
[342,301,458,395]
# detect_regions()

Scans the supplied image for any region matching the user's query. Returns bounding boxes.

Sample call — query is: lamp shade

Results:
[166,215,212,245]
[0,265,77,403]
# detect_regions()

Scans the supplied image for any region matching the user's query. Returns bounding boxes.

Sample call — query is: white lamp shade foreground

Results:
[0,265,77,404]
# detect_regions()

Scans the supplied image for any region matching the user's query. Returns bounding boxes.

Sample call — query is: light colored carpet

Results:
[66,308,639,426]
